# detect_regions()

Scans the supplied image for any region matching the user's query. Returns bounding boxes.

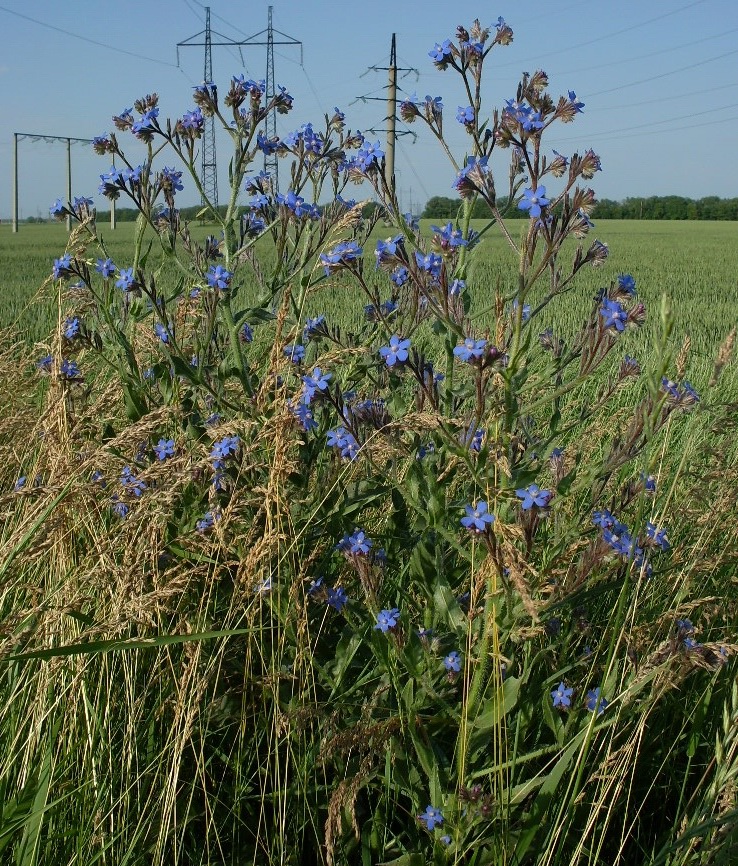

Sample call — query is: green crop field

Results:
[1,218,736,393]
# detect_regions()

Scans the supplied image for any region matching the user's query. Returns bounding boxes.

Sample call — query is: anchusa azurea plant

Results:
[10,16,736,866]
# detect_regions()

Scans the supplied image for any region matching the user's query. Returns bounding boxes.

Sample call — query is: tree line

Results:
[421,195,738,221]
[20,195,738,225]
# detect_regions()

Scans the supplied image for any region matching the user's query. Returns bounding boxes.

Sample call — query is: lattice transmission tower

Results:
[240,6,302,190]
[177,6,302,203]
[177,6,241,210]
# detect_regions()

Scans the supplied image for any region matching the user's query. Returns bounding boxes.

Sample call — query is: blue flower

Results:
[449,278,465,296]
[49,199,66,219]
[206,265,233,289]
[301,367,332,402]
[414,251,442,278]
[14,476,26,491]
[391,266,409,286]
[431,221,468,248]
[453,337,487,363]
[154,438,175,461]
[641,474,657,493]
[676,618,695,635]
[428,39,452,65]
[593,509,617,530]
[161,166,183,193]
[418,805,444,831]
[52,254,73,280]
[181,107,204,133]
[319,241,363,274]
[505,100,544,131]
[60,359,80,379]
[95,258,116,278]
[290,400,318,432]
[241,323,254,343]
[36,354,53,372]
[355,140,384,171]
[518,186,550,218]
[603,527,644,565]
[646,521,670,551]
[284,344,305,364]
[64,317,80,340]
[585,687,608,716]
[456,105,475,126]
[600,299,628,332]
[552,682,573,709]
[516,484,552,510]
[348,529,372,555]
[568,90,585,113]
[211,435,240,462]
[617,273,636,295]
[303,315,326,342]
[444,651,462,672]
[682,381,700,405]
[379,335,411,367]
[326,427,359,460]
[326,586,348,611]
[375,235,404,268]
[375,608,400,633]
[154,322,170,343]
[461,501,495,532]
[196,510,219,533]
[120,466,147,497]
[276,189,309,216]
[116,268,135,291]
[111,498,129,520]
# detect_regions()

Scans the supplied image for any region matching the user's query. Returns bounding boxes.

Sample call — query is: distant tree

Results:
[422,196,460,219]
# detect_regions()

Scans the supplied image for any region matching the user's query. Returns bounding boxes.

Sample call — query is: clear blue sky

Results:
[1,0,736,219]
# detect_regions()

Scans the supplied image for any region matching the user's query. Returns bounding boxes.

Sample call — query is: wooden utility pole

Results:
[385,33,397,191]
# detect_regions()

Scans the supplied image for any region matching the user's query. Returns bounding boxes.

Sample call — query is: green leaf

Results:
[378,855,424,866]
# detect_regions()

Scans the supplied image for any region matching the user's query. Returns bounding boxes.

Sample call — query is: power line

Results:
[395,136,430,203]
[185,0,253,40]
[556,101,738,141]
[495,0,708,69]
[548,110,738,146]
[594,80,738,112]
[550,24,738,81]
[587,44,738,97]
[180,0,246,71]
[0,4,178,67]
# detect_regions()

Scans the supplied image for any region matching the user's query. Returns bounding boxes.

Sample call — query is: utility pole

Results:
[12,132,94,233]
[385,34,398,190]
[239,6,302,190]
[355,35,417,201]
